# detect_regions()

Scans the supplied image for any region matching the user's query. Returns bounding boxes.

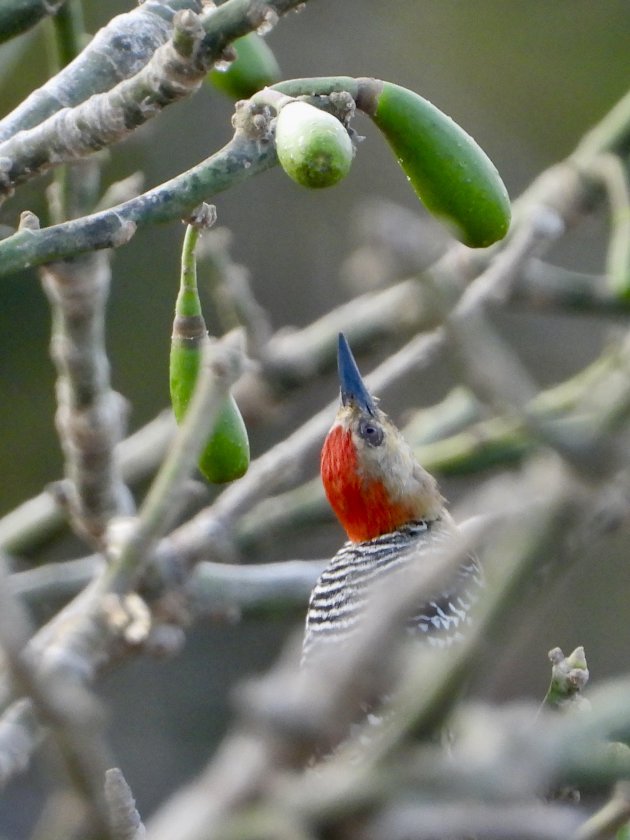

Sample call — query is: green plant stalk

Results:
[47,0,95,224]
[0,0,66,45]
[591,154,630,299]
[276,77,630,167]
[49,0,84,71]
[170,223,205,414]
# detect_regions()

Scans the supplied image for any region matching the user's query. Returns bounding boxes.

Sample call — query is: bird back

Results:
[301,518,483,668]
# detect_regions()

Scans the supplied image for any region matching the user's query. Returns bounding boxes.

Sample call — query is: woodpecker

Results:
[302,333,482,667]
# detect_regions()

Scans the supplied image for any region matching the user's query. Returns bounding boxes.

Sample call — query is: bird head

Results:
[321,334,444,543]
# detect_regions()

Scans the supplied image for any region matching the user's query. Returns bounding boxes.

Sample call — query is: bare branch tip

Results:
[173,8,204,38]
[184,203,218,231]
[18,211,40,232]
[105,766,146,840]
[101,593,152,647]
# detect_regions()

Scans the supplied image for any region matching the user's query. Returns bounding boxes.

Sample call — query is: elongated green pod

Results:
[362,81,511,247]
[275,101,353,189]
[208,33,281,100]
[170,226,249,483]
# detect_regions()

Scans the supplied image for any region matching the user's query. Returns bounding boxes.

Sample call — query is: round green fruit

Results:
[275,101,353,189]
[208,33,280,100]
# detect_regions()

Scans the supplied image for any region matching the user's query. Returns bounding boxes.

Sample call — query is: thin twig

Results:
[588,153,630,298]
[9,554,324,618]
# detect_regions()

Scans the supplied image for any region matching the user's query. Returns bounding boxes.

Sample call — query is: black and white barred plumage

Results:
[301,518,483,668]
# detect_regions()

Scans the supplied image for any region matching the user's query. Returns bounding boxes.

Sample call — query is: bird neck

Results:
[321,425,425,542]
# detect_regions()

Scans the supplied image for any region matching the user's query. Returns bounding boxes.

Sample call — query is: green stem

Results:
[48,0,93,224]
[50,0,84,70]
[179,224,201,300]
[272,76,363,100]
[588,154,630,299]
[0,0,67,45]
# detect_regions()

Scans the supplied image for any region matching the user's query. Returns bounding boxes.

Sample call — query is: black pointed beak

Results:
[337,333,376,415]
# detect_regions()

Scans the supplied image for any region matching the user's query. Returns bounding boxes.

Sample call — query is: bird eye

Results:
[358,418,384,447]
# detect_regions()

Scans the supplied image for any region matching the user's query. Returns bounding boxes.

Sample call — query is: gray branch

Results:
[40,243,134,544]
[0,127,277,273]
[0,8,209,200]
[0,0,309,201]
[0,1,202,141]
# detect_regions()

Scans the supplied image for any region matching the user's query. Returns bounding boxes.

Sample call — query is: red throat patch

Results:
[321,425,415,542]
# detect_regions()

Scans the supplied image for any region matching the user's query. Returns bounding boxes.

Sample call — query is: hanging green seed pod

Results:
[208,33,281,100]
[364,81,511,247]
[170,225,250,483]
[275,100,354,189]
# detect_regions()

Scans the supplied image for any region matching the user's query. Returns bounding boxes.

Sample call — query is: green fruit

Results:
[170,332,250,484]
[208,33,280,100]
[275,101,353,189]
[369,82,511,247]
[196,391,250,483]
[170,226,250,484]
